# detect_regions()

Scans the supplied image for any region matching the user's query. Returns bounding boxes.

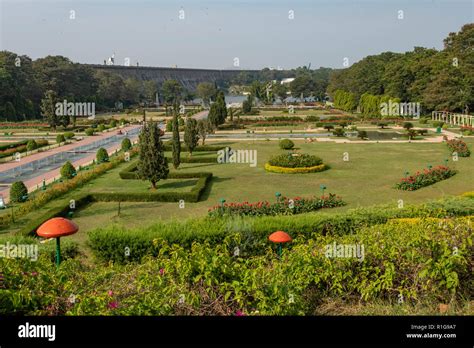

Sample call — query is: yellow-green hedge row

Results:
[264,162,327,174]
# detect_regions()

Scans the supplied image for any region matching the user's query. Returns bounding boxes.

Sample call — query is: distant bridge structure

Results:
[88,64,261,91]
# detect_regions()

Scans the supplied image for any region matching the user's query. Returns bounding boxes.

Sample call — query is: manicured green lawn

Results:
[3,139,473,246]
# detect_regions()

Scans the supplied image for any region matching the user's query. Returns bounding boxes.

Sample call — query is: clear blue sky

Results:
[0,0,472,69]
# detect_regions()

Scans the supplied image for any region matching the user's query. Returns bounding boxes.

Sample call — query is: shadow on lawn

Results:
[200,176,232,201]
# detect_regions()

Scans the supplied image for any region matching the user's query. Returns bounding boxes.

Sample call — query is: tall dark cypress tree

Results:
[184,117,199,157]
[216,91,227,125]
[137,121,169,189]
[172,105,181,169]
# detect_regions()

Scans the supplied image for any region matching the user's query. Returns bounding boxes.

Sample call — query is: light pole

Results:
[275,192,281,203]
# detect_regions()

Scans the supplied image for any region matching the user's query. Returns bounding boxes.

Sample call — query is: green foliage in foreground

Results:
[88,196,474,263]
[9,181,28,203]
[1,217,472,315]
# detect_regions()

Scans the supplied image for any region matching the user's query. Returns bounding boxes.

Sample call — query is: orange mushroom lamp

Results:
[37,217,79,267]
[268,231,292,257]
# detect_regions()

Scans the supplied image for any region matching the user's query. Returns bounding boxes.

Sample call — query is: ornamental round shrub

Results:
[121,138,132,151]
[268,153,323,168]
[26,139,38,151]
[10,181,28,203]
[357,130,368,139]
[109,119,117,128]
[98,124,105,132]
[96,148,109,163]
[60,161,77,179]
[56,134,65,144]
[279,139,295,150]
[64,131,75,139]
[85,128,95,136]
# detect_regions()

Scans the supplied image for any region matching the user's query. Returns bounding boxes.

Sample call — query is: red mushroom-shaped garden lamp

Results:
[37,217,79,267]
[268,231,292,257]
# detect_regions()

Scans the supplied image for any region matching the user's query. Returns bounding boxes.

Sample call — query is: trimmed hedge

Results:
[0,140,28,151]
[119,160,215,179]
[264,162,327,174]
[0,139,49,159]
[93,172,212,203]
[17,172,212,236]
[88,196,474,263]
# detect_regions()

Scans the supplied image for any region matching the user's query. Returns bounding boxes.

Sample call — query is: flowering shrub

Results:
[208,194,345,217]
[446,138,470,157]
[1,217,472,315]
[0,122,48,128]
[395,166,457,191]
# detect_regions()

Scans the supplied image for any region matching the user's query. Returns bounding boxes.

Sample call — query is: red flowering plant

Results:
[446,139,470,157]
[208,193,345,217]
[395,166,457,191]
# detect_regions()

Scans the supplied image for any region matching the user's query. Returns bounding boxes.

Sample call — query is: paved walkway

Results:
[0,125,140,203]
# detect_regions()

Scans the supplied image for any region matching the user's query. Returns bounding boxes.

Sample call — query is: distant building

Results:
[281,78,295,85]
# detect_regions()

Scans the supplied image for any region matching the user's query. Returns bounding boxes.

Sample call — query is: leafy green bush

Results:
[26,140,38,151]
[56,134,65,144]
[109,119,117,128]
[87,196,474,263]
[357,130,368,139]
[332,127,345,137]
[96,148,109,163]
[64,131,75,139]
[85,128,95,136]
[60,161,76,180]
[279,139,295,150]
[3,217,472,315]
[268,153,323,168]
[121,138,132,151]
[97,124,105,132]
[165,120,173,132]
[9,181,28,203]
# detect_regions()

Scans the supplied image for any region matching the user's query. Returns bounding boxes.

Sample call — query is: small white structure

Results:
[432,111,474,126]
[227,102,242,108]
[281,78,295,85]
[106,53,115,66]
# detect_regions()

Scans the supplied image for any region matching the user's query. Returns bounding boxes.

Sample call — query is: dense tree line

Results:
[328,24,474,113]
[0,53,193,121]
